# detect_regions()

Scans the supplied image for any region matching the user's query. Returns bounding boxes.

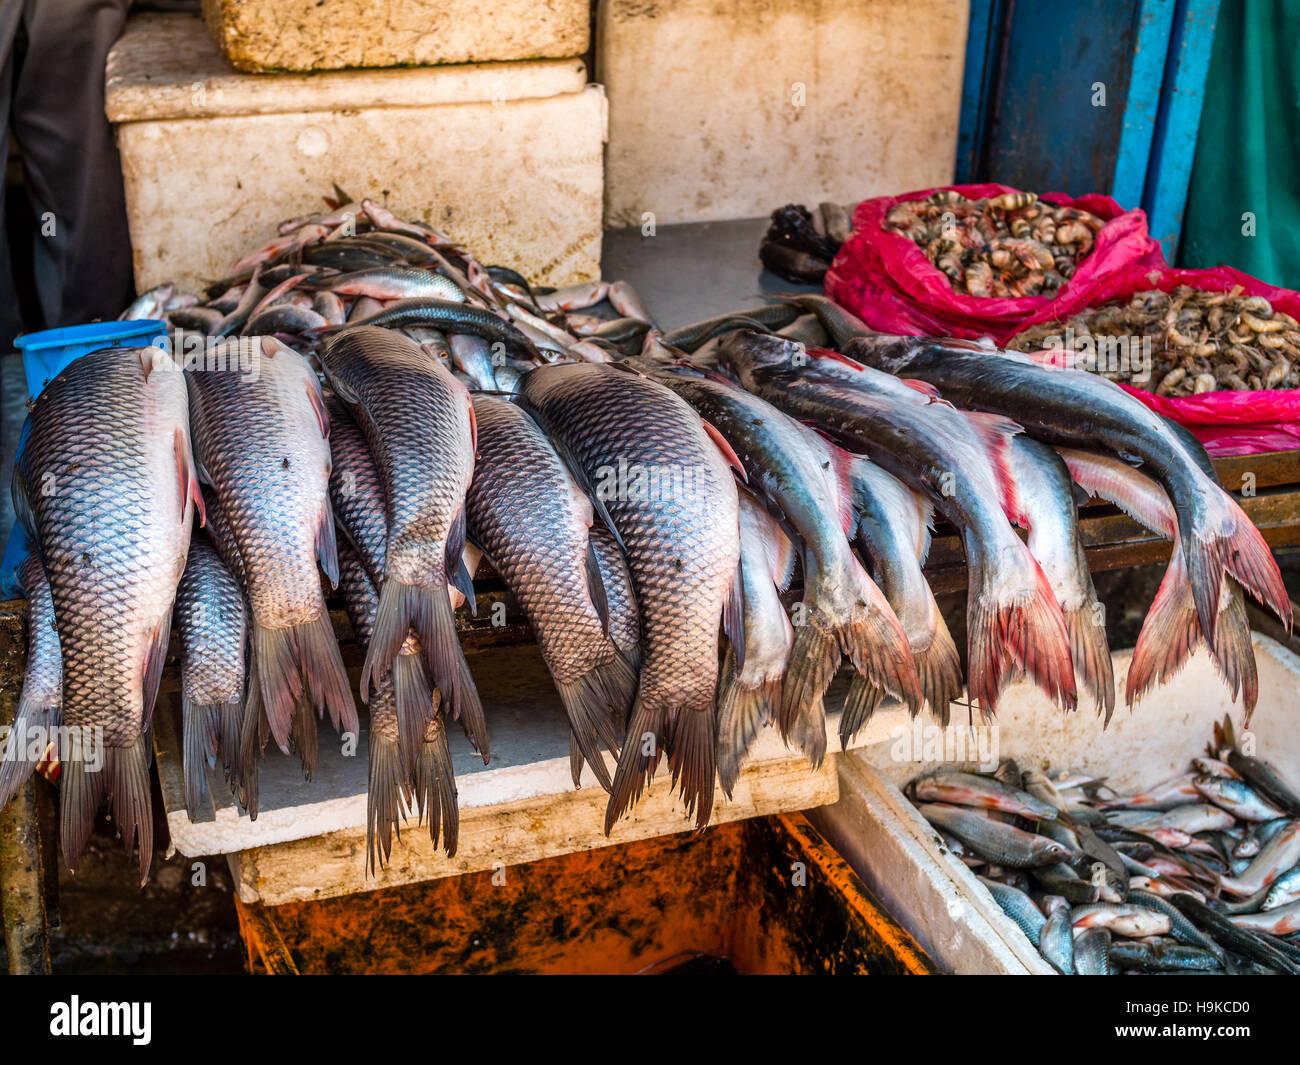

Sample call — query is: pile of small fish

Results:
[120,187,663,388]
[1009,285,1300,394]
[915,718,1300,975]
[883,189,1106,297]
[2,195,1290,887]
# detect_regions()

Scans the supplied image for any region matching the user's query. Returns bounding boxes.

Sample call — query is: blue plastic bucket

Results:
[15,319,168,400]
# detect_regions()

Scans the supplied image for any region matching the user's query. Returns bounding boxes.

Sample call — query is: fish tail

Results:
[967,542,1075,714]
[605,696,666,833]
[215,699,243,792]
[182,696,218,820]
[366,729,412,875]
[104,736,154,886]
[667,704,717,830]
[1214,581,1258,724]
[1181,508,1230,645]
[839,674,883,750]
[914,618,963,726]
[0,692,60,813]
[1127,544,1199,708]
[842,568,923,717]
[568,734,585,789]
[369,579,489,763]
[1220,496,1291,631]
[716,646,780,797]
[554,652,634,793]
[289,692,319,780]
[235,669,269,819]
[392,651,436,776]
[415,714,459,856]
[1064,603,1116,724]
[296,611,359,738]
[253,620,303,753]
[779,614,837,768]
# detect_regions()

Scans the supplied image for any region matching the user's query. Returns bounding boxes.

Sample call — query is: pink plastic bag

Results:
[1012,264,1300,457]
[825,183,1165,343]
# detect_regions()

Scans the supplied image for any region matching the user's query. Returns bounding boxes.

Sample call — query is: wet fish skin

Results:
[1126,888,1226,962]
[465,395,634,791]
[842,448,962,723]
[318,266,466,303]
[1039,904,1076,974]
[321,326,486,761]
[319,299,540,362]
[175,534,247,819]
[1071,902,1171,938]
[1228,751,1300,817]
[1219,821,1300,896]
[1194,773,1287,822]
[587,520,641,670]
[980,876,1045,946]
[14,346,199,882]
[918,803,1071,867]
[660,303,800,352]
[448,333,500,391]
[850,335,1289,648]
[0,555,63,812]
[649,363,919,764]
[1262,866,1300,911]
[187,337,356,765]
[1172,893,1300,973]
[1073,927,1112,974]
[1122,802,1237,834]
[720,330,1075,716]
[716,490,794,793]
[1234,817,1292,859]
[520,362,740,830]
[912,771,1058,821]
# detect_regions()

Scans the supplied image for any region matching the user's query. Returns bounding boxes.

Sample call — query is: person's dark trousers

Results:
[0,0,134,353]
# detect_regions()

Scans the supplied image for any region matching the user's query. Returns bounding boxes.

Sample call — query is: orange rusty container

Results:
[234,812,937,975]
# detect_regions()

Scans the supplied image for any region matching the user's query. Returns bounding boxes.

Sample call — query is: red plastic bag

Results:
[1012,264,1300,457]
[825,183,1165,343]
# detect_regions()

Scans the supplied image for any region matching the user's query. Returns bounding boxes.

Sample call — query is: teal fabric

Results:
[1179,0,1300,288]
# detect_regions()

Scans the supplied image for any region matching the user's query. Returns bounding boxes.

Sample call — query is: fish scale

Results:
[466,396,635,791]
[14,347,196,881]
[521,362,739,830]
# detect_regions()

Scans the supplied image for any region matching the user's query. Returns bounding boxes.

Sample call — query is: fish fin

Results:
[569,733,585,789]
[915,617,964,726]
[779,612,839,768]
[10,460,38,544]
[667,704,718,830]
[235,659,267,818]
[289,692,319,780]
[367,579,489,763]
[698,417,747,483]
[315,500,340,588]
[0,687,60,813]
[182,695,218,820]
[445,510,476,614]
[392,651,436,775]
[466,394,478,455]
[966,537,1076,714]
[1065,599,1116,725]
[174,427,205,527]
[1214,580,1258,724]
[965,411,1027,525]
[214,698,243,794]
[104,736,155,886]
[716,646,780,798]
[1219,495,1291,631]
[1129,543,1204,710]
[299,611,358,738]
[142,607,173,735]
[900,378,943,400]
[366,729,411,875]
[839,675,884,750]
[584,537,610,636]
[415,712,459,856]
[806,346,866,371]
[605,696,666,833]
[554,655,633,793]
[723,556,746,672]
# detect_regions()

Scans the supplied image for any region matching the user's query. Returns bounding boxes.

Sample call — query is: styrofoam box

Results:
[812,636,1300,974]
[106,14,607,296]
[200,0,590,73]
[598,0,968,227]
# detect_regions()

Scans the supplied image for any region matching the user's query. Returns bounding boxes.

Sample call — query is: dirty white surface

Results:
[201,0,589,73]
[109,14,606,294]
[598,0,968,226]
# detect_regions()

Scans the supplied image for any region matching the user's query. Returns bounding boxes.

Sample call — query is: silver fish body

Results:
[14,347,197,880]
[465,395,635,790]
[520,362,740,829]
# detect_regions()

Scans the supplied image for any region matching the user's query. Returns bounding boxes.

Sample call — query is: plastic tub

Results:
[14,319,167,400]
